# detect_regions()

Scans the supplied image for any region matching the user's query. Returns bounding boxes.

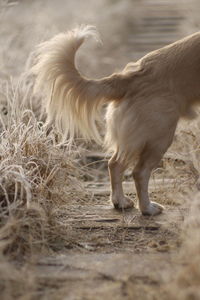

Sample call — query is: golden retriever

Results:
[32,25,200,215]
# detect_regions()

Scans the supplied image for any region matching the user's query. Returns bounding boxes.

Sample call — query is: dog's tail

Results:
[32,25,132,143]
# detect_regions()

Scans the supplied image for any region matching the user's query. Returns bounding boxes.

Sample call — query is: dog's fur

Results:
[32,25,200,215]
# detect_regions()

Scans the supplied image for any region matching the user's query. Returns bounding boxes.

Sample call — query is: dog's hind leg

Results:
[132,145,165,216]
[108,154,134,209]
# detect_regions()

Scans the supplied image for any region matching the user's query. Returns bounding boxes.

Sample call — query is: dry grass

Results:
[164,192,200,300]
[173,194,200,300]
[0,72,88,299]
[0,89,85,257]
[162,119,200,300]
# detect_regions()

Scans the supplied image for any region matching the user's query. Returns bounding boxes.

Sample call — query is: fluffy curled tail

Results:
[32,25,130,143]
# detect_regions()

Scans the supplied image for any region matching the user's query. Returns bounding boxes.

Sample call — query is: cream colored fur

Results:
[32,26,200,215]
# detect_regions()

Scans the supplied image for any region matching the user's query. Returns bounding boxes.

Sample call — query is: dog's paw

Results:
[112,196,134,210]
[141,201,164,216]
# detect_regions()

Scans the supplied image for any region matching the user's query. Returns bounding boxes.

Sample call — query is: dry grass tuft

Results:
[164,119,200,300]
[0,75,87,259]
[0,71,88,298]
[168,193,200,300]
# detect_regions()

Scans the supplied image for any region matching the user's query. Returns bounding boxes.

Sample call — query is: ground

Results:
[34,187,186,300]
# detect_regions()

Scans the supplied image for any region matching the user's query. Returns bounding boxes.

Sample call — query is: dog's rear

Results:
[32,27,200,216]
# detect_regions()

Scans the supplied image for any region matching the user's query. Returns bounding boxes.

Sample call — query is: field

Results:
[1,0,200,299]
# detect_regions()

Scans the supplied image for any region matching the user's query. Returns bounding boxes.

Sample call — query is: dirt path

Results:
[33,144,189,300]
[35,188,187,300]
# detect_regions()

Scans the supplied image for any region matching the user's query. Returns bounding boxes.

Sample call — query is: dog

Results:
[32,25,200,215]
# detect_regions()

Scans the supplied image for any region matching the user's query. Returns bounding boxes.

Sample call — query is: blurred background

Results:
[0,0,199,79]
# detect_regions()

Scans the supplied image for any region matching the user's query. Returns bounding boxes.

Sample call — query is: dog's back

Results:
[140,32,200,107]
